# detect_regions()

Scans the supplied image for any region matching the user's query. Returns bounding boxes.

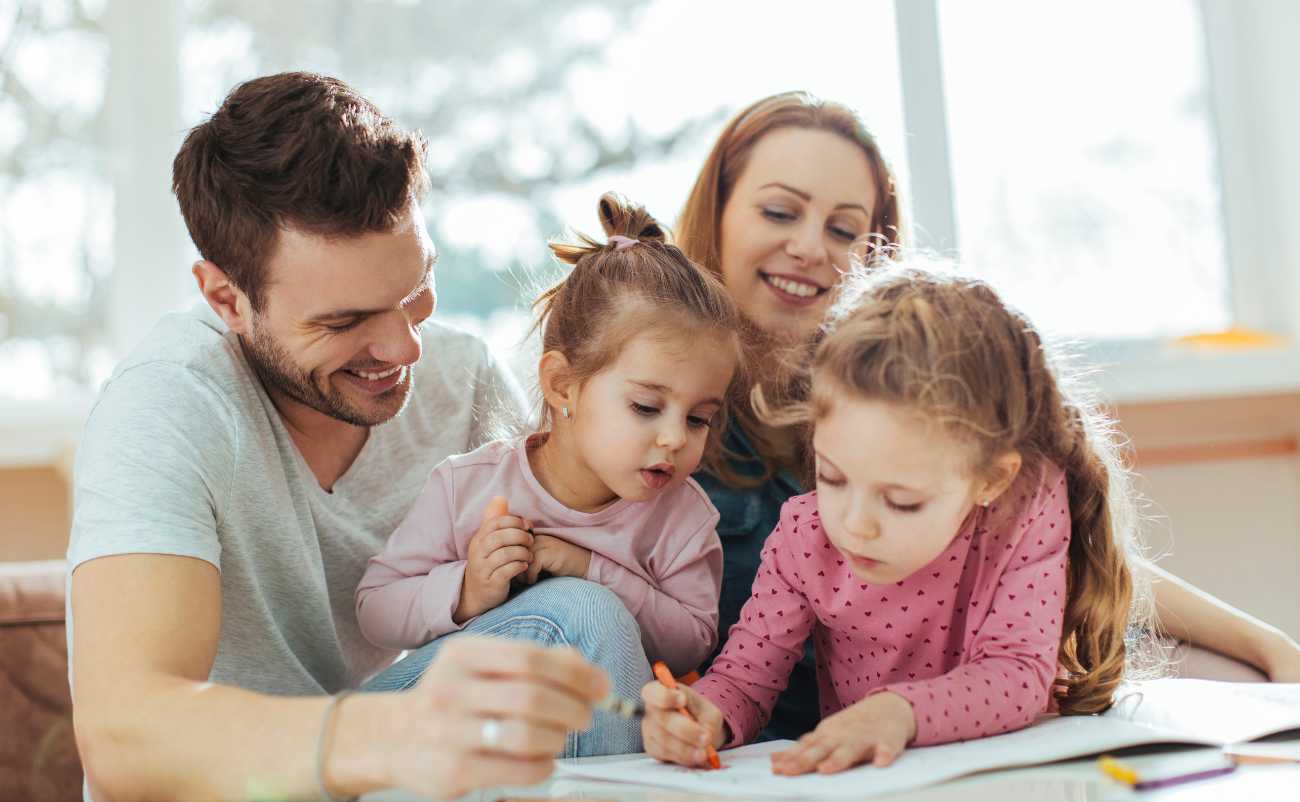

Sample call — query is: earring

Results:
[561,406,570,419]
[979,499,991,508]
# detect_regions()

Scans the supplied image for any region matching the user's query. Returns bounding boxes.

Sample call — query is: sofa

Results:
[0,560,81,802]
[0,558,1268,802]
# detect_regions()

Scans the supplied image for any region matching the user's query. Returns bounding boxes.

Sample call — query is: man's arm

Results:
[73,554,388,801]
[72,554,608,801]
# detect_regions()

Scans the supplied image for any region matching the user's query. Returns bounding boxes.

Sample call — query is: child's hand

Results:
[523,534,592,584]
[454,496,533,623]
[770,691,917,775]
[640,679,727,767]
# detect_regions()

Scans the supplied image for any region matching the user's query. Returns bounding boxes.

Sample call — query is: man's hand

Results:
[770,691,917,775]
[372,638,611,799]
[639,680,727,767]
[523,534,592,584]
[454,496,533,623]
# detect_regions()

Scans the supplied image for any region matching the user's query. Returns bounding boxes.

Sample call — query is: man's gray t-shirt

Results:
[66,309,526,695]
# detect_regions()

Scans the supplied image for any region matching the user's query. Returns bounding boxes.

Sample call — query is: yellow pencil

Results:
[1098,756,1139,786]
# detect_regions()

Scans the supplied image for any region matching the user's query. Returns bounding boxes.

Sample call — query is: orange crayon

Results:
[652,660,721,770]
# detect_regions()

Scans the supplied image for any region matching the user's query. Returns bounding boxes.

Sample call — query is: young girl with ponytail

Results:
[641,261,1148,773]
[355,192,743,754]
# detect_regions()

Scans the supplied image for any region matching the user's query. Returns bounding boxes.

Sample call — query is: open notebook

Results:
[555,679,1300,799]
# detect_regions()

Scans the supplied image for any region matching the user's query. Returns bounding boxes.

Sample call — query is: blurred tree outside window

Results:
[0,0,1233,403]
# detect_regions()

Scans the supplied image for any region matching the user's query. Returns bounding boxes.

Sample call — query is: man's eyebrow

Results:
[629,380,723,408]
[307,253,435,323]
[758,182,870,215]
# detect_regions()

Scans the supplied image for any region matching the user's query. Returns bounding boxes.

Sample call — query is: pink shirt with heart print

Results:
[691,463,1071,748]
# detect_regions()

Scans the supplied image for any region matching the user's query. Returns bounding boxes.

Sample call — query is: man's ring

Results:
[480,718,502,749]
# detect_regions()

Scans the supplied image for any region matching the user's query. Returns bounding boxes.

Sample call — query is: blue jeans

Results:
[363,577,652,757]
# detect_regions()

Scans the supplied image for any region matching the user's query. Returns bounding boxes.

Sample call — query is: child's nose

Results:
[656,420,687,450]
[844,501,880,541]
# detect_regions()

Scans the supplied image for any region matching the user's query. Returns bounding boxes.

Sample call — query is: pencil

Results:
[594,694,645,719]
[652,660,721,770]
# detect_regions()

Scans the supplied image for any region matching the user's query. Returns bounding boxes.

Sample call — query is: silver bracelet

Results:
[316,690,359,802]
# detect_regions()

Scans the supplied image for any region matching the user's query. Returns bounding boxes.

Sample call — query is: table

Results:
[366,739,1300,802]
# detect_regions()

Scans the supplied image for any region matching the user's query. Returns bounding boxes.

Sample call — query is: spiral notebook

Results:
[554,679,1300,799]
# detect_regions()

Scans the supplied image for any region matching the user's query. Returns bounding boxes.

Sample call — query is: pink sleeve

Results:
[588,511,723,676]
[691,518,815,747]
[354,461,470,649]
[876,472,1071,745]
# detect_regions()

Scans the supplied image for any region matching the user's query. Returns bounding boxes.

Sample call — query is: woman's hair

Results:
[532,192,745,446]
[675,91,904,486]
[757,260,1149,716]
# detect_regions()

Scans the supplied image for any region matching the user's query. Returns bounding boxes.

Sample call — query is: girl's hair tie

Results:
[609,234,639,251]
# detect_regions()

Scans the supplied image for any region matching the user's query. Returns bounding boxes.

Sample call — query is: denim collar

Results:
[722,423,804,496]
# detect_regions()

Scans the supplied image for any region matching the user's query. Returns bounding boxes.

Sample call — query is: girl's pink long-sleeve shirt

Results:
[355,436,724,675]
[692,464,1070,748]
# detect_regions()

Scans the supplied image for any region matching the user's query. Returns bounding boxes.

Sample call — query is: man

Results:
[67,72,612,801]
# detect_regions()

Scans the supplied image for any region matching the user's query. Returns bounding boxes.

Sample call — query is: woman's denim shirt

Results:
[694,423,819,740]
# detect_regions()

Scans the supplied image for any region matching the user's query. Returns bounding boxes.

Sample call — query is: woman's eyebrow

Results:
[758,182,869,214]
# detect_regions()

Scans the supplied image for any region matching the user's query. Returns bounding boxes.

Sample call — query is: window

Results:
[0,0,1259,407]
[935,0,1229,339]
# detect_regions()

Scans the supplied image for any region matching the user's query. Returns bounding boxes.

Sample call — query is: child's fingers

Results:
[482,495,509,522]
[524,555,547,585]
[816,742,868,774]
[643,717,711,767]
[871,737,904,768]
[772,737,832,776]
[684,690,724,732]
[659,707,712,748]
[488,559,530,586]
[640,681,685,711]
[477,524,533,554]
[485,545,533,571]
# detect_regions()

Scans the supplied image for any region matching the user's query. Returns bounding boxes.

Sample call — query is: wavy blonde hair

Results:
[756,260,1150,715]
[531,192,745,448]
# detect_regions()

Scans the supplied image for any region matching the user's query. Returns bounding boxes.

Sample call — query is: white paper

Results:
[554,679,1300,800]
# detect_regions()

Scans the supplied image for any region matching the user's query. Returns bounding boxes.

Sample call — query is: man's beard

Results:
[241,322,411,427]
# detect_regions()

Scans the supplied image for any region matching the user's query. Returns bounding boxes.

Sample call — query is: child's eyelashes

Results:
[886,500,923,514]
[815,473,924,513]
[816,472,846,488]
[630,402,713,431]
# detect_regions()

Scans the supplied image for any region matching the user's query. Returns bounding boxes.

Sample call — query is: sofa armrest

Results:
[0,559,83,801]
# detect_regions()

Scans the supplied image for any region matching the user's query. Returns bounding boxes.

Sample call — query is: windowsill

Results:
[4,340,1300,468]
[0,394,95,469]
[1082,338,1300,406]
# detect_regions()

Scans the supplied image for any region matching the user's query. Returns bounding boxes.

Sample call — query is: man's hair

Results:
[172,71,428,311]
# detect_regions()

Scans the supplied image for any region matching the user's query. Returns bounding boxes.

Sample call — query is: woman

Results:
[679,91,1300,739]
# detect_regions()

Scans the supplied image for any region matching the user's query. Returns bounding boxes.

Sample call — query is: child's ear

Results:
[537,350,577,418]
[976,450,1023,506]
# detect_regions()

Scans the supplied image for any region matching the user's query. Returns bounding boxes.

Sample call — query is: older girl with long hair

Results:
[642,263,1144,772]
[679,91,1299,741]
